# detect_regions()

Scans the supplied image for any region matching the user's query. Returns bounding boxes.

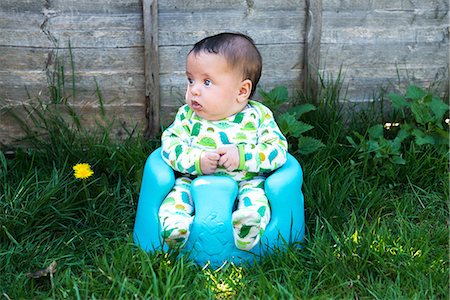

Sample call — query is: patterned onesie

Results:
[159,100,288,251]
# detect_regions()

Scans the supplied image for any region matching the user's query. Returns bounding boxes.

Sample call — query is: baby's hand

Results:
[217,146,240,172]
[200,151,220,174]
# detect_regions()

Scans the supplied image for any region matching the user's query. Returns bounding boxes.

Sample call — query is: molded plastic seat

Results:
[133,147,305,267]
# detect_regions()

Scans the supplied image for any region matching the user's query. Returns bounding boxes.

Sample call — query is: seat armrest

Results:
[265,153,303,203]
[133,147,175,251]
[263,153,304,245]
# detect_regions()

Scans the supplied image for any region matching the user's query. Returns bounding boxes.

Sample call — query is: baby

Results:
[159,32,288,251]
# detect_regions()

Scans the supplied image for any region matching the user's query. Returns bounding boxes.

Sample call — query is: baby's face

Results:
[185,52,248,121]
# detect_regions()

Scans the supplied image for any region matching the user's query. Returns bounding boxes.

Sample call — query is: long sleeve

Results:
[161,105,204,175]
[237,102,288,173]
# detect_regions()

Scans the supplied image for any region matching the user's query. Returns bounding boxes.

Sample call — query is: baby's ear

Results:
[237,79,252,103]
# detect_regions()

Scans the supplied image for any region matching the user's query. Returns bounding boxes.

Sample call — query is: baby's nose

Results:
[190,84,200,96]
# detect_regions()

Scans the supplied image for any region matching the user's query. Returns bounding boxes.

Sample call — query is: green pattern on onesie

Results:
[161,100,288,180]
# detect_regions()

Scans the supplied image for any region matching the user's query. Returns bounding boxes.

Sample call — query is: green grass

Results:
[1,85,448,299]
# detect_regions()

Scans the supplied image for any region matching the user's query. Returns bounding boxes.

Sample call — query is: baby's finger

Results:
[208,152,221,161]
[226,163,236,172]
[218,155,228,166]
[216,147,227,155]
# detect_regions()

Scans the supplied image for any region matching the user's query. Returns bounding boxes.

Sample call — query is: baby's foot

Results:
[232,209,263,251]
[161,219,191,249]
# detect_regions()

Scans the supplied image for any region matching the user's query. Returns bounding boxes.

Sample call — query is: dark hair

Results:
[188,32,262,98]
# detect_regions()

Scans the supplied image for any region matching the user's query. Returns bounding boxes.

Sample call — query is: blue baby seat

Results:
[133,147,305,267]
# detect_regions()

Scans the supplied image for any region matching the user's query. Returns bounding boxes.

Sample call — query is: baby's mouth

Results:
[191,100,202,110]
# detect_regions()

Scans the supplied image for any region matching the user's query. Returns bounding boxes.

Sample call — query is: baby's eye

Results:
[204,79,212,87]
[187,78,194,85]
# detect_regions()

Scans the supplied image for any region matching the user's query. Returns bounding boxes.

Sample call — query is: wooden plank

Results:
[143,0,160,137]
[159,0,244,11]
[0,103,146,147]
[46,14,143,31]
[319,65,448,101]
[0,47,144,71]
[303,0,322,99]
[0,47,49,71]
[0,12,144,48]
[50,0,142,14]
[323,0,449,11]
[159,0,305,12]
[0,28,51,48]
[321,43,448,68]
[0,71,145,104]
[0,28,139,48]
[0,0,141,14]
[321,26,447,45]
[47,14,144,48]
[0,12,43,29]
[158,10,305,46]
[0,0,46,13]
[322,10,448,28]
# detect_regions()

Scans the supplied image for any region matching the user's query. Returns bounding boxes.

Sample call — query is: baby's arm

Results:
[161,106,211,175]
[237,107,288,173]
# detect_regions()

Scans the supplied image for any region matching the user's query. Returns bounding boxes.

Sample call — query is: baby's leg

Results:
[232,177,271,251]
[158,177,194,248]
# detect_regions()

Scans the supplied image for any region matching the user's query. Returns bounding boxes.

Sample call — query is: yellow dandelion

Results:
[351,230,359,244]
[73,163,94,180]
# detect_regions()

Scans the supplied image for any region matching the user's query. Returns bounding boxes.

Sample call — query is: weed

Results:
[259,86,324,155]
[347,85,449,179]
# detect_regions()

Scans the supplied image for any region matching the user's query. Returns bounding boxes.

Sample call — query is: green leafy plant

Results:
[388,85,449,149]
[259,86,324,155]
[346,85,449,176]
[347,124,409,165]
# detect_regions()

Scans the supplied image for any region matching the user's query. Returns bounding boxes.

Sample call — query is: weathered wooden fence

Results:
[0,0,448,146]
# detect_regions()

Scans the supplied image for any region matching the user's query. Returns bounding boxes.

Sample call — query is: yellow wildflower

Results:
[351,230,359,244]
[73,163,94,180]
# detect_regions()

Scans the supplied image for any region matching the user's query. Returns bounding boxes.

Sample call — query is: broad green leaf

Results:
[367,140,380,152]
[410,102,433,125]
[388,92,409,109]
[406,85,426,101]
[431,128,450,146]
[278,113,297,135]
[297,136,325,155]
[278,113,314,137]
[368,124,384,139]
[430,96,449,123]
[396,128,410,142]
[259,86,288,110]
[294,122,314,137]
[434,127,450,142]
[423,93,433,103]
[391,155,406,165]
[291,104,317,117]
[412,129,435,145]
[269,86,289,102]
